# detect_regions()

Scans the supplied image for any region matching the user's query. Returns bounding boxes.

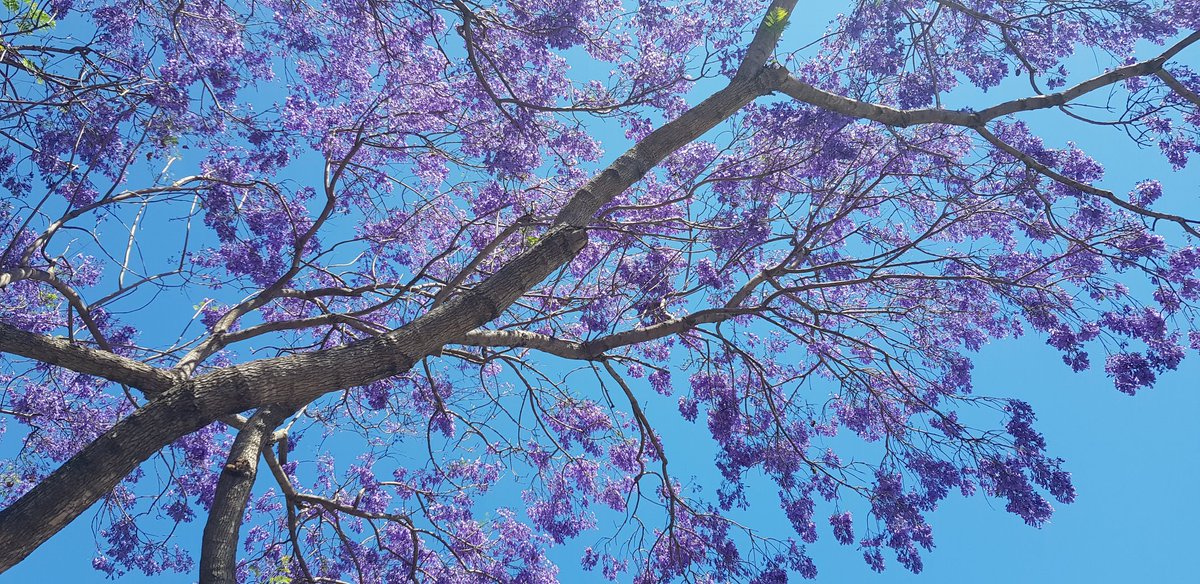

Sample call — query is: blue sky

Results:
[5,2,1200,583]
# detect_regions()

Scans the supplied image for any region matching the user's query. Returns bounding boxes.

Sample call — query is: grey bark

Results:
[0,321,179,393]
[199,405,293,584]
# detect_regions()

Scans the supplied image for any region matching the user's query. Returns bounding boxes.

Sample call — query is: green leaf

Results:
[763,6,790,30]
[5,0,56,32]
[265,555,293,583]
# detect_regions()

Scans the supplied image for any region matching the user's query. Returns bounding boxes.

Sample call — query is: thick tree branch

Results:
[735,0,798,80]
[0,386,209,572]
[0,321,179,393]
[554,54,789,226]
[199,405,293,584]
[458,329,590,359]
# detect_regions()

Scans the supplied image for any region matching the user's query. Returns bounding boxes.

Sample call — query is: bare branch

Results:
[0,321,179,393]
[1157,68,1200,108]
[975,125,1200,237]
[775,30,1200,128]
[458,306,753,359]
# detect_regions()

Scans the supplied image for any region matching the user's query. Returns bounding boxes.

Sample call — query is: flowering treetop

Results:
[1,0,1198,581]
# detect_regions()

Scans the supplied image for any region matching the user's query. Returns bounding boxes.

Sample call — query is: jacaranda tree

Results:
[1,0,1198,580]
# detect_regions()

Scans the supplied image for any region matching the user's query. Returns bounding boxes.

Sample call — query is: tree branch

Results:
[774,30,1200,128]
[975,125,1200,237]
[458,306,753,359]
[0,267,111,351]
[1157,68,1200,108]
[430,214,530,309]
[735,0,799,80]
[200,405,294,584]
[0,322,179,393]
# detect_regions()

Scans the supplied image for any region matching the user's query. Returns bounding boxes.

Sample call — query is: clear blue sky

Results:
[5,3,1200,582]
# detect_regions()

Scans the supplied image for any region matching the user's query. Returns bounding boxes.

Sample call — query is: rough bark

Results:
[0,386,208,572]
[0,322,180,393]
[200,405,293,584]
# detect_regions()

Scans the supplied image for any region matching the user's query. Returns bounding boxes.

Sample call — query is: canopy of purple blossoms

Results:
[1,0,1199,581]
